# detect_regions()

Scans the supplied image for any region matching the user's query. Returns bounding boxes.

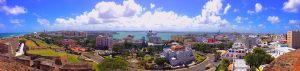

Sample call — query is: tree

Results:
[244,48,274,70]
[154,57,167,65]
[98,57,129,71]
[217,59,230,71]
[146,46,163,55]
[136,51,145,57]
[193,43,215,53]
[216,43,226,50]
[225,42,233,50]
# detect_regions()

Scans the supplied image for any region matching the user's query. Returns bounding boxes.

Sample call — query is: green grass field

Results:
[50,44,60,48]
[67,54,81,63]
[27,49,81,63]
[27,49,66,56]
[25,40,38,48]
[33,39,48,47]
[194,53,207,63]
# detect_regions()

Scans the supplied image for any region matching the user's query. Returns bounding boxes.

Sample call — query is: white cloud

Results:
[0,0,5,4]
[255,3,263,13]
[2,5,27,15]
[283,0,300,13]
[0,23,4,29]
[289,20,299,24]
[247,3,263,15]
[248,21,253,24]
[235,16,242,23]
[247,10,255,14]
[10,19,23,27]
[223,3,231,14]
[37,18,50,26]
[150,3,155,9]
[258,24,265,28]
[233,9,238,12]
[47,0,247,32]
[267,16,280,24]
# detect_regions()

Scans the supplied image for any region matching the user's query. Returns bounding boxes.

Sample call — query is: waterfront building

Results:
[146,31,161,43]
[63,31,87,38]
[171,35,185,43]
[148,36,161,43]
[287,30,300,49]
[162,44,195,68]
[124,35,134,43]
[146,30,157,38]
[96,35,113,50]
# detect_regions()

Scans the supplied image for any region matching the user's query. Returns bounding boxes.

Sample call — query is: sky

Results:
[0,0,300,33]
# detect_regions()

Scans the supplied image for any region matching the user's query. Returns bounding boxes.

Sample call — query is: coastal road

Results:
[170,54,218,71]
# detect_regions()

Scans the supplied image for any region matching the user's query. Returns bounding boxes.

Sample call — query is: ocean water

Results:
[0,32,204,40]
[112,32,203,40]
[0,33,30,38]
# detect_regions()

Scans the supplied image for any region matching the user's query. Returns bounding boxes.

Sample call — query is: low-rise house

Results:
[69,45,88,52]
[162,44,195,68]
[59,39,76,46]
[267,44,295,58]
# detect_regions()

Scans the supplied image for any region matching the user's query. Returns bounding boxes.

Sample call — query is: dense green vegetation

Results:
[97,57,129,71]
[146,46,163,55]
[112,42,137,53]
[192,43,216,53]
[244,48,274,70]
[154,57,167,65]
[217,59,230,71]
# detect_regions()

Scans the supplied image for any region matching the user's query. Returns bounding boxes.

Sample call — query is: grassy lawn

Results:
[67,54,81,63]
[33,39,48,47]
[92,62,100,71]
[50,44,60,48]
[194,53,207,63]
[27,49,81,63]
[27,49,66,56]
[25,40,38,48]
[17,38,27,41]
[217,65,226,71]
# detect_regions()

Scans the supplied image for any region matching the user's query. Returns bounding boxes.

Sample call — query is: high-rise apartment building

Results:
[287,30,300,49]
[96,35,113,50]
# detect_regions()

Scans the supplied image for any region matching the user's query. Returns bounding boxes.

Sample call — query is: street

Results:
[165,54,219,71]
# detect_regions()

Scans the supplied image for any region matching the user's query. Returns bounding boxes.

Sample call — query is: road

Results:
[177,54,217,71]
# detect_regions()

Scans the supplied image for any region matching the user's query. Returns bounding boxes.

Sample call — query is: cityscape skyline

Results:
[0,0,300,33]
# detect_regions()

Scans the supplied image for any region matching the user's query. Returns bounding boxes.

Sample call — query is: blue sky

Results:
[0,0,299,33]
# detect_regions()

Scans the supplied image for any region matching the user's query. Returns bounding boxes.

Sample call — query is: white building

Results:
[223,42,249,60]
[232,59,250,71]
[162,44,195,68]
[267,44,295,58]
[15,43,25,56]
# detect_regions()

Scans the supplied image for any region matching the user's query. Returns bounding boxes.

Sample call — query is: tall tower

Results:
[287,30,300,49]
